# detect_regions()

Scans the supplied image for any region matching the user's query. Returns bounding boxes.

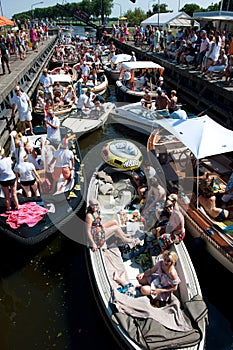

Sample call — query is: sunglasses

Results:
[165,205,173,209]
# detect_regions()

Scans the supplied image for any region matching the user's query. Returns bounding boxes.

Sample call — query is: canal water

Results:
[0,26,232,350]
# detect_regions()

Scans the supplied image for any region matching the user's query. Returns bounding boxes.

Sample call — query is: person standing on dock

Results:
[11,86,34,136]
[0,35,11,74]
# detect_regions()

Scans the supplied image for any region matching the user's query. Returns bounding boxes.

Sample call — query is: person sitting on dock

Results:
[198,181,233,221]
[141,89,152,109]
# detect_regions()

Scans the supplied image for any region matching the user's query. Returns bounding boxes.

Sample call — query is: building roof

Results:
[193,11,233,21]
[141,11,199,28]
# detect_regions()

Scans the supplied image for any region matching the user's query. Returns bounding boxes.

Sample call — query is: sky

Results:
[2,0,214,20]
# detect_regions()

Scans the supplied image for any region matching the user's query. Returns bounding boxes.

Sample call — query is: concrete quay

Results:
[112,38,233,129]
[0,35,58,149]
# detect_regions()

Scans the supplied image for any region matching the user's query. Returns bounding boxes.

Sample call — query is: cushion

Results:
[99,183,114,195]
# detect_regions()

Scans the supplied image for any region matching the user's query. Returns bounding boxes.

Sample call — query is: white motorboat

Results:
[85,139,208,350]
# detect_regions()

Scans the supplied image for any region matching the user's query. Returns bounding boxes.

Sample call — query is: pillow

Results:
[99,183,114,195]
[97,170,113,184]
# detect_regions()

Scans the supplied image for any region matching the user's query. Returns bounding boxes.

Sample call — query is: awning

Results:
[0,16,14,27]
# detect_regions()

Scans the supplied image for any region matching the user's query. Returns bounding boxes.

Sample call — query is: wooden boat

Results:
[115,61,164,103]
[33,74,77,121]
[0,125,85,245]
[102,53,132,82]
[147,115,233,273]
[49,65,78,83]
[74,72,108,96]
[85,139,207,350]
[61,102,115,138]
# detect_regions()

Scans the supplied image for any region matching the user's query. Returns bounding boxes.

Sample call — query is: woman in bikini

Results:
[198,182,233,221]
[85,199,133,252]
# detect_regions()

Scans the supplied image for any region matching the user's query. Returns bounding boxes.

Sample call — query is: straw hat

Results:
[89,199,99,206]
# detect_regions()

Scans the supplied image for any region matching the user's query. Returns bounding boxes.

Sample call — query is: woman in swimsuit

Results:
[198,181,233,221]
[85,199,133,252]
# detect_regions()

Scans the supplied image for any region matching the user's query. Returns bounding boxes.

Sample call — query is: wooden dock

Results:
[112,38,233,129]
[0,35,58,148]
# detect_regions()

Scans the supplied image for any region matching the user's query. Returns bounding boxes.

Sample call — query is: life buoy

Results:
[101,140,143,170]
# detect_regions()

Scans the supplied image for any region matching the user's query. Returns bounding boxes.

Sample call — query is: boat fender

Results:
[204,228,215,236]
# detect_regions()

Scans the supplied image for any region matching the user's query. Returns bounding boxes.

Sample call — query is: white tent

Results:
[141,11,199,29]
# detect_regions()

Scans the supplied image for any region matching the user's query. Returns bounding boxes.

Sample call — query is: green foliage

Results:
[152,3,170,13]
[124,8,147,26]
[180,4,203,16]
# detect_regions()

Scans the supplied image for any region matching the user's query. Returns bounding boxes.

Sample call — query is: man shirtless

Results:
[198,184,233,221]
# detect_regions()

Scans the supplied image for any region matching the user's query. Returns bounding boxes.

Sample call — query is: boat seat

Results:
[98,194,116,211]
[200,157,232,176]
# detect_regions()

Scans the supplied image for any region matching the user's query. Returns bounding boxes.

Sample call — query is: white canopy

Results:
[120,61,163,70]
[156,115,233,160]
[52,74,72,84]
[110,54,132,64]
[141,11,199,29]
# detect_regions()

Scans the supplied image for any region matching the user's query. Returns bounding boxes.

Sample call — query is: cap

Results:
[89,199,99,206]
[168,193,178,202]
[47,109,54,114]
[15,86,20,91]
[159,77,164,81]
[43,68,48,73]
[145,89,149,93]
[168,29,172,33]
[156,87,162,93]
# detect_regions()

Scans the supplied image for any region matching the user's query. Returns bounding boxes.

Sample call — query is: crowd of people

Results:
[0,21,51,75]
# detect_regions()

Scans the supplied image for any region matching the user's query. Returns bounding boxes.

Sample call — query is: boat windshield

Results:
[129,108,170,120]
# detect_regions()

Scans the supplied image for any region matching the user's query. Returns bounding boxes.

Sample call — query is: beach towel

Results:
[0,202,48,229]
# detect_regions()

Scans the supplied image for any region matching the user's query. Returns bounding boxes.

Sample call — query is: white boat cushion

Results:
[99,182,114,195]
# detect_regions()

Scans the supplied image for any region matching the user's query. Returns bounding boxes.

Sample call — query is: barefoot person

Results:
[113,271,137,298]
[136,250,180,306]
[0,146,19,212]
[85,199,133,252]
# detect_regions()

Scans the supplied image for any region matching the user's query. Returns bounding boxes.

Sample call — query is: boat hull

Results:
[85,157,207,350]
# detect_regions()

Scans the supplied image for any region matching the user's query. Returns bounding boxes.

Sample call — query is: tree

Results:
[180,4,202,16]
[125,8,147,26]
